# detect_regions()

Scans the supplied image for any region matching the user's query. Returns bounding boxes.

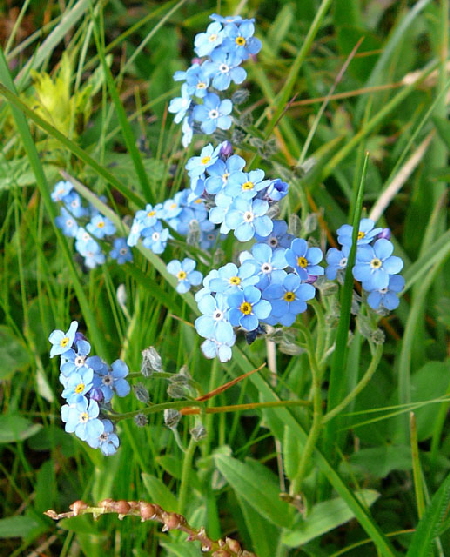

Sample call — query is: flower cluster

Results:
[52,180,133,268]
[48,321,130,455]
[169,14,261,146]
[325,218,404,311]
[194,224,322,362]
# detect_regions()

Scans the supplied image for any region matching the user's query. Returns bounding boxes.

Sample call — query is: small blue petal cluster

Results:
[194,224,322,362]
[325,218,405,311]
[52,180,132,268]
[167,258,203,294]
[48,321,130,455]
[169,14,261,146]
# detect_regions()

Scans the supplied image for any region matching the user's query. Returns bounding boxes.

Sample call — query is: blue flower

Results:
[204,153,246,194]
[228,285,271,331]
[208,261,259,294]
[95,360,130,403]
[222,20,262,61]
[110,238,133,264]
[243,242,288,289]
[263,179,289,202]
[87,419,120,456]
[61,368,95,402]
[194,21,224,57]
[225,198,273,242]
[186,143,221,180]
[353,239,403,290]
[325,244,350,280]
[51,180,73,202]
[202,49,247,91]
[62,192,88,218]
[224,168,270,199]
[201,338,234,362]
[49,321,78,358]
[285,238,324,280]
[366,274,405,311]
[254,219,294,250]
[337,218,383,248]
[87,214,116,239]
[55,207,79,237]
[167,258,203,294]
[195,293,235,344]
[60,339,100,377]
[141,221,170,254]
[209,192,234,232]
[168,83,193,124]
[62,397,103,442]
[193,93,233,134]
[262,273,316,326]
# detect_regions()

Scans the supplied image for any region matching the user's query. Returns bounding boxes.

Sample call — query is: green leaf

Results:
[0,326,31,380]
[410,361,450,440]
[215,454,292,529]
[0,515,42,538]
[142,473,178,512]
[0,416,42,443]
[237,494,279,557]
[406,473,450,557]
[433,115,450,150]
[349,446,412,478]
[282,490,379,546]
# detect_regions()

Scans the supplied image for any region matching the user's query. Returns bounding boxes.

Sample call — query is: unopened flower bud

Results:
[219,140,233,158]
[167,383,186,399]
[141,346,162,376]
[70,500,88,516]
[190,424,207,441]
[226,537,241,553]
[231,88,250,105]
[134,413,148,427]
[114,500,130,516]
[134,382,150,403]
[139,502,157,521]
[164,409,182,429]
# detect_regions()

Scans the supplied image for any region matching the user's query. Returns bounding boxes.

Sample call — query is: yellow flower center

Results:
[296,256,308,268]
[242,181,254,190]
[236,37,247,46]
[229,276,241,285]
[370,258,382,269]
[201,156,211,165]
[75,383,85,394]
[283,291,296,302]
[177,270,187,281]
[148,210,156,217]
[97,221,105,228]
[357,231,365,240]
[60,336,70,348]
[240,301,252,315]
[80,412,89,423]
[209,33,218,42]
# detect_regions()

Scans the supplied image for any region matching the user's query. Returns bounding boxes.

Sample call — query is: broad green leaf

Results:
[142,473,178,512]
[350,446,412,478]
[237,494,279,557]
[161,542,201,557]
[282,490,379,546]
[406,473,450,557]
[410,361,450,440]
[0,326,31,380]
[0,416,42,443]
[0,516,42,538]
[215,454,292,529]
[433,116,450,151]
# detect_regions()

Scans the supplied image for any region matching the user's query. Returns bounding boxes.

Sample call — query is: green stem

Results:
[323,342,383,424]
[410,412,426,520]
[178,437,197,515]
[290,327,323,495]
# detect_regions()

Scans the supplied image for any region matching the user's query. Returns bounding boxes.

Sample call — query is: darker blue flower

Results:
[228,285,271,331]
[353,239,403,290]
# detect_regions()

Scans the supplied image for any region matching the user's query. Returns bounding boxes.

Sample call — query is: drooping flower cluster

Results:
[325,218,404,311]
[52,180,132,268]
[169,14,261,146]
[48,322,130,455]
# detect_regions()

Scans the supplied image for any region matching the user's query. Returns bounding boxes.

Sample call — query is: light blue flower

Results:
[195,293,235,344]
[186,143,221,180]
[95,359,130,403]
[228,285,271,331]
[62,192,88,218]
[194,21,224,57]
[141,221,170,254]
[167,258,203,294]
[225,198,273,242]
[201,338,234,362]
[244,242,288,289]
[87,214,116,239]
[224,168,270,199]
[61,368,94,402]
[325,245,350,280]
[254,219,294,250]
[110,238,133,264]
[193,93,233,134]
[222,20,262,61]
[285,238,324,280]
[51,180,73,202]
[168,83,193,124]
[262,273,316,326]
[49,321,78,358]
[87,419,120,456]
[202,49,247,90]
[62,397,103,442]
[208,261,259,295]
[55,207,79,237]
[353,239,403,290]
[366,274,405,311]
[337,218,383,248]
[204,153,246,194]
